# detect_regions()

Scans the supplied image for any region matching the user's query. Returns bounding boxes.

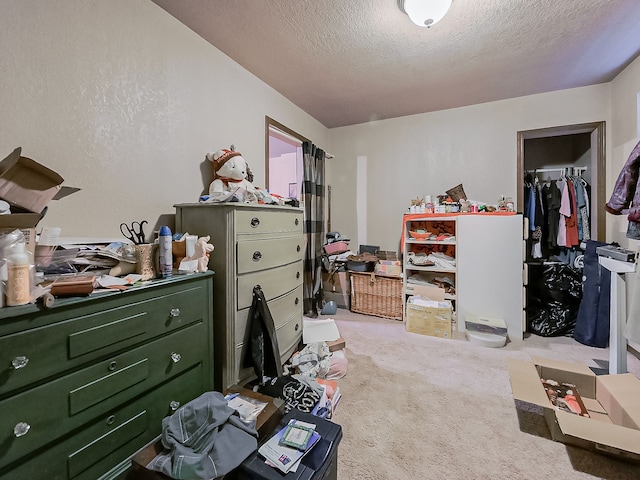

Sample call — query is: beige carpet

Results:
[328,308,640,480]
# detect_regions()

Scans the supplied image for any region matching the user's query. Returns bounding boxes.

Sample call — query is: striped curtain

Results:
[302,141,326,316]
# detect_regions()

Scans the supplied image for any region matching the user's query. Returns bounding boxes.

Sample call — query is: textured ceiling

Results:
[151,0,640,128]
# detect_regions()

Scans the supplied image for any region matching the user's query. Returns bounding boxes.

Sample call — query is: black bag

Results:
[526,262,582,336]
[244,285,283,384]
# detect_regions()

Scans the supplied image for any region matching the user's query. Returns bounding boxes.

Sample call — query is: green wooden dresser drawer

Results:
[236,260,302,310]
[0,364,205,480]
[235,209,302,235]
[0,283,207,395]
[0,321,207,471]
[236,235,302,275]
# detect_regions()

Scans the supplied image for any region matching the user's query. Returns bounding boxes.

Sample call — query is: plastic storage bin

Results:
[236,410,342,480]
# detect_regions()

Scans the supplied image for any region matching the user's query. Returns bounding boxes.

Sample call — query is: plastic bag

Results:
[526,262,583,336]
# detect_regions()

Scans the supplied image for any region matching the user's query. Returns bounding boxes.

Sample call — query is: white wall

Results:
[327,85,611,250]
[0,0,327,238]
[610,55,640,248]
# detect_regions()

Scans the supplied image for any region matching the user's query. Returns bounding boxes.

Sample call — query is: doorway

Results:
[517,121,606,336]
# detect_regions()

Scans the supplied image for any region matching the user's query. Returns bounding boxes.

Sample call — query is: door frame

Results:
[516,121,606,241]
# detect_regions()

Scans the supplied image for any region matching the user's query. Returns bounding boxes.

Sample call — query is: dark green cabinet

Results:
[0,272,214,480]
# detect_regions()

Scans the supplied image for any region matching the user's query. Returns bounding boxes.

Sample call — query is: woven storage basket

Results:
[350,271,403,320]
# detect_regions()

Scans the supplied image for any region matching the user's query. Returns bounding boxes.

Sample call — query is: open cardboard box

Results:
[0,147,78,254]
[508,356,640,461]
[0,147,64,214]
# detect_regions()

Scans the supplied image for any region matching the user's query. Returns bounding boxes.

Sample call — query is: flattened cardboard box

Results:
[508,356,640,461]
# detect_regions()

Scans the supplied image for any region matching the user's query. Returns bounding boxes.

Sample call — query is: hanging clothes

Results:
[525,169,592,262]
[543,180,561,249]
[557,176,569,247]
[564,178,579,247]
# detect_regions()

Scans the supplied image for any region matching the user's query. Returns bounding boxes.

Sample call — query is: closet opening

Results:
[516,122,606,337]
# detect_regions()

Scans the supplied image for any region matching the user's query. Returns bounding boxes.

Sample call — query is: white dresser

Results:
[175,203,304,390]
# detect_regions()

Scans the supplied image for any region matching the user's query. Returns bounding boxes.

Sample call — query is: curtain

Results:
[302,141,326,316]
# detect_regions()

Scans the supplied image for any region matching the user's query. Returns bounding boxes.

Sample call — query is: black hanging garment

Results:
[244,285,283,384]
[573,240,611,348]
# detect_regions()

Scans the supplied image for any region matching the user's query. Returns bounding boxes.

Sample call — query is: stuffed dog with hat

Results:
[206,147,258,202]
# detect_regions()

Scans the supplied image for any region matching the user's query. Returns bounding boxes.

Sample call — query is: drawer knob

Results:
[296,245,301,253]
[170,352,182,363]
[106,415,116,426]
[170,400,181,411]
[170,308,181,318]
[11,356,29,370]
[296,271,300,279]
[252,251,262,262]
[108,361,117,372]
[295,297,299,305]
[295,218,299,226]
[250,217,260,228]
[295,323,300,331]
[13,422,30,438]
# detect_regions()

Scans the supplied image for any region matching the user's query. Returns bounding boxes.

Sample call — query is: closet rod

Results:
[525,166,588,174]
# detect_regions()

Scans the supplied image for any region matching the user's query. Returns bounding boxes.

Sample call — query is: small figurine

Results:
[183,235,214,273]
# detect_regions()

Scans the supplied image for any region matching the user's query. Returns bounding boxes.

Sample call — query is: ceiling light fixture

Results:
[397,0,453,27]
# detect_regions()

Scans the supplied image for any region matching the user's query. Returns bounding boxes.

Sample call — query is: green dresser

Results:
[0,272,214,480]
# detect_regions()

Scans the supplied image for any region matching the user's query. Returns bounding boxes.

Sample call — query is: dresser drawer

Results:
[235,209,302,235]
[0,364,204,480]
[237,235,302,274]
[234,285,303,346]
[0,322,207,471]
[237,261,302,310]
[233,312,301,386]
[0,285,207,395]
[276,314,303,363]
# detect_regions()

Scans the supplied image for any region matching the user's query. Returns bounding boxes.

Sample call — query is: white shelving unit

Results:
[402,213,525,340]
[402,216,458,323]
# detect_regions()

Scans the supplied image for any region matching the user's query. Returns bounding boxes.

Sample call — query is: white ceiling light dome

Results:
[398,0,453,27]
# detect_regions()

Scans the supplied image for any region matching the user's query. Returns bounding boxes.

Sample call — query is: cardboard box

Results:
[0,147,64,214]
[405,297,453,338]
[0,213,41,255]
[508,356,640,461]
[327,336,346,352]
[374,260,402,276]
[323,271,350,295]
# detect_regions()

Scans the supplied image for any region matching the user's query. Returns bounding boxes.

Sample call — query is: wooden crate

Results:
[350,271,403,320]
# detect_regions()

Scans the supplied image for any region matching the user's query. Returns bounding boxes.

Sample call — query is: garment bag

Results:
[573,240,611,348]
[245,285,283,384]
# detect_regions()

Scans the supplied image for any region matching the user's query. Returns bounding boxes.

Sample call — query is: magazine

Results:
[541,378,590,417]
[258,420,321,474]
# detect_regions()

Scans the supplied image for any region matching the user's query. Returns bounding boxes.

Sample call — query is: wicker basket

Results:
[350,271,403,320]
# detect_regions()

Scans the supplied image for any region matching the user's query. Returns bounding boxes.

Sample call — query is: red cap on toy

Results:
[212,149,242,173]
